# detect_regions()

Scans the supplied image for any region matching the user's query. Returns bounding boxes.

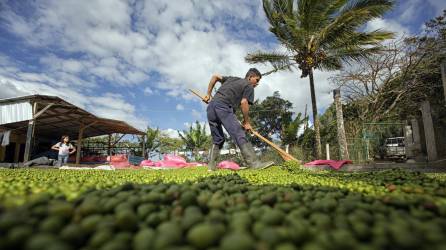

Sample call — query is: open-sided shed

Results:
[0,95,145,164]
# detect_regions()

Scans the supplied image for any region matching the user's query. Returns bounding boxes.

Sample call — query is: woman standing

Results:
[51,135,76,167]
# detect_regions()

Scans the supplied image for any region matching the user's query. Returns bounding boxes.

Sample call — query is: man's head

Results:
[245,68,262,87]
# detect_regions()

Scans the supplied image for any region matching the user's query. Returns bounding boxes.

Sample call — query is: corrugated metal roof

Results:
[0,95,144,137]
[0,101,33,125]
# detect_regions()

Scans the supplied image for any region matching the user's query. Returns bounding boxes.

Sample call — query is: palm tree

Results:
[246,0,394,158]
[282,112,307,147]
[139,126,161,158]
[178,121,211,159]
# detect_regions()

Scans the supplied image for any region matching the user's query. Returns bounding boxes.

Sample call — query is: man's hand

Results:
[203,95,211,104]
[242,121,253,132]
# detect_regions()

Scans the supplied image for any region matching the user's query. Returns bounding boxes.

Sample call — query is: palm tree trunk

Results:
[308,68,322,159]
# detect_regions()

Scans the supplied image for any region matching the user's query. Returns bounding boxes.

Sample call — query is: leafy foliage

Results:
[158,135,184,156]
[178,121,211,155]
[139,127,161,158]
[237,91,305,149]
[246,0,394,158]
[281,112,307,147]
[330,10,446,160]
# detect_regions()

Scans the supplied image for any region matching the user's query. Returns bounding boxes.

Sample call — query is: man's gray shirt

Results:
[212,76,254,108]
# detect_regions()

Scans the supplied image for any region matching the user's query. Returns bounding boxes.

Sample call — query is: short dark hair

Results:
[245,68,262,79]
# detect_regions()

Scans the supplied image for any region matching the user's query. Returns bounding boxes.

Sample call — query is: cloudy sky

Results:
[0,0,444,137]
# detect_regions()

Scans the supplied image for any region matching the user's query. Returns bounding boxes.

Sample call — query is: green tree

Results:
[178,121,211,158]
[282,112,307,147]
[299,104,338,160]
[159,134,184,156]
[139,127,161,158]
[238,91,295,147]
[246,0,394,158]
[248,91,294,146]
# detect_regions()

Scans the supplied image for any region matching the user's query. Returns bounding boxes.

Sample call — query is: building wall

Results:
[0,132,26,162]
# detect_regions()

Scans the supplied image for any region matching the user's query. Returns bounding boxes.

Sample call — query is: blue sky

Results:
[0,0,444,137]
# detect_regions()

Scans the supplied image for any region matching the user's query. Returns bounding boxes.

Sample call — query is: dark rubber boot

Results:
[207,144,220,171]
[239,143,274,170]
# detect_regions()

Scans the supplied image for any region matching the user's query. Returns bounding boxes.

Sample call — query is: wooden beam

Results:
[37,109,83,120]
[34,103,55,119]
[75,123,85,165]
[111,134,126,147]
[83,121,98,130]
[33,118,76,128]
[142,134,146,158]
[108,134,112,156]
[24,102,38,162]
[23,121,35,162]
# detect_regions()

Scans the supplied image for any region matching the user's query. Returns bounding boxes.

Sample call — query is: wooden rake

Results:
[188,89,300,162]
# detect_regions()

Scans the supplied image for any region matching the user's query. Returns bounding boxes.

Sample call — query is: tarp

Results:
[59,165,115,170]
[217,160,241,170]
[304,160,352,170]
[109,154,131,168]
[141,155,205,169]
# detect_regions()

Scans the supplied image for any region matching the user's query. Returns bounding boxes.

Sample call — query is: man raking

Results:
[204,68,274,171]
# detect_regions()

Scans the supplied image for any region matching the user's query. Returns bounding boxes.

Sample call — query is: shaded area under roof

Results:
[0,95,144,139]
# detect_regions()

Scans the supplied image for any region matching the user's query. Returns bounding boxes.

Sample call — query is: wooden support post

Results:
[441,60,446,104]
[76,124,85,165]
[142,134,146,158]
[75,121,97,166]
[108,134,112,157]
[334,89,350,160]
[23,120,34,162]
[23,102,38,162]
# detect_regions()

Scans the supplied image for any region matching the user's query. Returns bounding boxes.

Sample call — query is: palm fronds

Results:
[177,121,210,151]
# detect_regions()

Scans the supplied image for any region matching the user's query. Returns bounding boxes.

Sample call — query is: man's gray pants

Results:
[207,100,248,148]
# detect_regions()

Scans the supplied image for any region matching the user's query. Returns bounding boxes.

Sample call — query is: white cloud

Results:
[161,128,180,139]
[365,18,410,37]
[0,75,148,131]
[181,121,210,135]
[0,0,424,131]
[176,104,184,111]
[144,87,154,96]
[0,80,28,99]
